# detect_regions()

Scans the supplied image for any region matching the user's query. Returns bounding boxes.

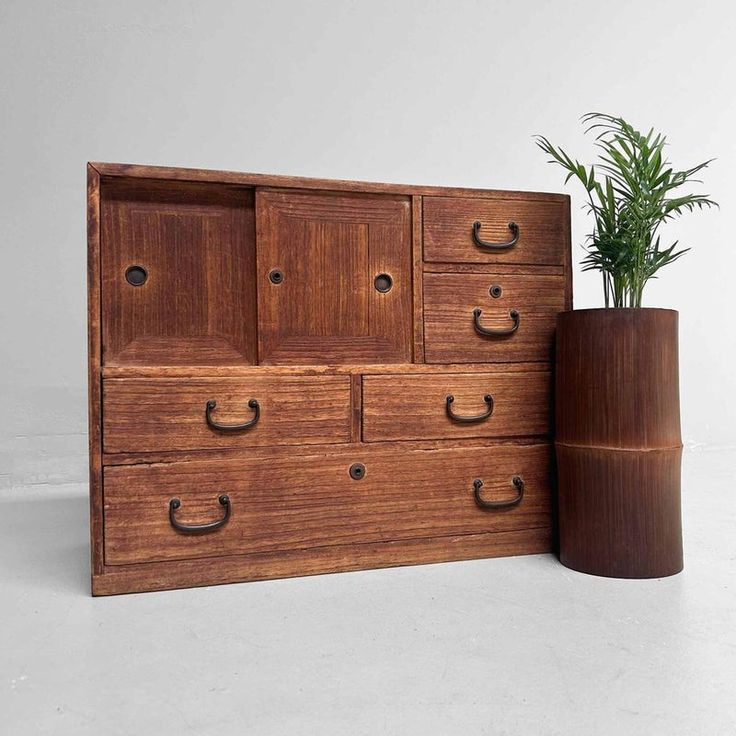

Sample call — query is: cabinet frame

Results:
[87,162,572,595]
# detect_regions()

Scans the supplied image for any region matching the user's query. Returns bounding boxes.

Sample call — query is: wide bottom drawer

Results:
[103,443,552,566]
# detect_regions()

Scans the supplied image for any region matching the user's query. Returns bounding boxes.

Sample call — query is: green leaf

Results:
[534,113,718,304]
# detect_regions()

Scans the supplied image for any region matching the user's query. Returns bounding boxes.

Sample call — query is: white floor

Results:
[1,451,734,736]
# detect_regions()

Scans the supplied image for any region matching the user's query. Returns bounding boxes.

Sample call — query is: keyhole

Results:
[349,463,366,480]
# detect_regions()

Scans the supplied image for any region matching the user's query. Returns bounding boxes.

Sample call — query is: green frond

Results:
[533,113,717,307]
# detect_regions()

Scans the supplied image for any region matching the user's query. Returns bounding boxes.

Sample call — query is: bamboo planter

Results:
[555,308,684,578]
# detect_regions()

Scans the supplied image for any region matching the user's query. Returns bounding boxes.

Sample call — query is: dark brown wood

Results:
[87,164,104,575]
[555,308,683,578]
[103,376,352,453]
[103,443,552,565]
[363,370,550,442]
[87,162,572,595]
[562,195,573,311]
[556,309,681,448]
[256,189,412,364]
[102,361,552,378]
[556,445,682,578]
[92,527,552,596]
[101,178,257,366]
[423,272,566,363]
[91,161,568,202]
[102,436,555,468]
[350,373,362,443]
[411,195,425,362]
[423,262,564,275]
[423,196,567,265]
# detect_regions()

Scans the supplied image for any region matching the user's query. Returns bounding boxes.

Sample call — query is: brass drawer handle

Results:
[205,399,260,431]
[446,393,494,423]
[473,308,520,336]
[473,476,524,509]
[472,220,519,250]
[169,494,231,534]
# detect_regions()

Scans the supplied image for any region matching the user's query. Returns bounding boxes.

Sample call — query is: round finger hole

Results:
[125,265,148,286]
[374,273,393,293]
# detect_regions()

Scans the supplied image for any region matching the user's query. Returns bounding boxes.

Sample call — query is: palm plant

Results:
[535,113,717,307]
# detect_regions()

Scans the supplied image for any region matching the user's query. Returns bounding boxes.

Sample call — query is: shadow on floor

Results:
[0,489,90,597]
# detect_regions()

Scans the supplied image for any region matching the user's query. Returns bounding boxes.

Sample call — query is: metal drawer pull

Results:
[473,308,520,336]
[205,399,260,431]
[446,393,494,423]
[472,220,519,250]
[473,476,524,509]
[169,494,231,534]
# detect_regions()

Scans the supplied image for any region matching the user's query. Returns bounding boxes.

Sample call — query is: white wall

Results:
[2,0,734,490]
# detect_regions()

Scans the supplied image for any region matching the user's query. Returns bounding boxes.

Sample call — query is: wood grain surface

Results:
[101,178,256,366]
[92,527,552,596]
[103,375,352,453]
[102,436,558,468]
[88,163,572,594]
[556,308,681,448]
[362,371,551,442]
[557,444,683,578]
[256,189,412,364]
[555,309,683,578]
[411,195,425,361]
[423,195,568,265]
[423,272,565,363]
[103,443,552,565]
[102,361,552,378]
[91,161,568,202]
[87,165,104,574]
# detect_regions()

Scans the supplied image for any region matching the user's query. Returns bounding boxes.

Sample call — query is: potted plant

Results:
[536,113,717,578]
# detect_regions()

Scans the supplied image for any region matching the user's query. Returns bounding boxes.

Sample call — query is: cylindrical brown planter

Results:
[555,308,683,578]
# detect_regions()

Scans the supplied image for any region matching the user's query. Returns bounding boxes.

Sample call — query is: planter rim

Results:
[558,307,678,316]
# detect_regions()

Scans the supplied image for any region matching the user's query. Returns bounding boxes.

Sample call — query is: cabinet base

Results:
[92,527,551,596]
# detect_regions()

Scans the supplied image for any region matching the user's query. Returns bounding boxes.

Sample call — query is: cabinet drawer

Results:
[103,443,552,565]
[103,376,351,453]
[363,371,551,442]
[423,272,565,364]
[423,196,567,265]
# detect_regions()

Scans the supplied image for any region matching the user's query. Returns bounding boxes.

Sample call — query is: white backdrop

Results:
[1,0,734,491]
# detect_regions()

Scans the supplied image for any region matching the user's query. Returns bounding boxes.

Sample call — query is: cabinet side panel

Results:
[87,164,104,578]
[563,195,573,310]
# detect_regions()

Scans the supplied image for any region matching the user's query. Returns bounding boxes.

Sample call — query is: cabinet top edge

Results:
[88,162,569,202]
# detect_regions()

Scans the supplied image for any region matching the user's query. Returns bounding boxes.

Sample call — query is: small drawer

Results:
[363,371,551,442]
[102,375,351,453]
[103,443,552,565]
[423,195,567,265]
[423,272,565,364]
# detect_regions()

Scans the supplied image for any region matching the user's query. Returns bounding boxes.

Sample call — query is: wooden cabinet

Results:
[88,162,571,595]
